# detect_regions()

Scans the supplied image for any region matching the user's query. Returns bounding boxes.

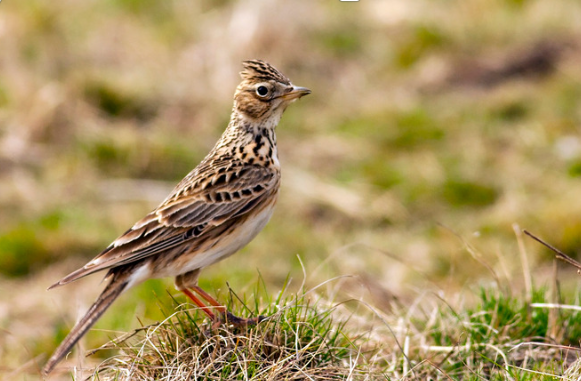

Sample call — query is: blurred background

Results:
[1,0,581,378]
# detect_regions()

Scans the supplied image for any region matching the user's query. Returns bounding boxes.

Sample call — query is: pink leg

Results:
[184,286,265,326]
[181,288,216,320]
[192,286,226,309]
[191,286,265,326]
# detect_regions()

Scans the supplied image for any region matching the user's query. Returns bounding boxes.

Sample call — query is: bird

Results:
[43,59,311,375]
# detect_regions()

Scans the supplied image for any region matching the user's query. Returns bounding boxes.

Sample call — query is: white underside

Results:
[125,263,152,290]
[178,202,276,274]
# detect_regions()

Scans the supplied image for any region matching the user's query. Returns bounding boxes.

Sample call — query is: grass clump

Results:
[89,283,372,380]
[394,285,581,380]
[65,275,581,381]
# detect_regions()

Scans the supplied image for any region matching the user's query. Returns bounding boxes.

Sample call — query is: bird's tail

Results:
[43,274,129,376]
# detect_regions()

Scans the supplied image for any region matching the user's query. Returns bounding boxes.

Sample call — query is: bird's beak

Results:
[281,86,311,101]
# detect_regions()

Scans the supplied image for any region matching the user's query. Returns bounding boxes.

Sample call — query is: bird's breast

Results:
[234,136,279,169]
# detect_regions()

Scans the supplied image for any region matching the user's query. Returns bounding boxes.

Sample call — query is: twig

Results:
[522,230,581,273]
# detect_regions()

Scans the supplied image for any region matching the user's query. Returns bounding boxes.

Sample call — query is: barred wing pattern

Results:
[49,164,278,288]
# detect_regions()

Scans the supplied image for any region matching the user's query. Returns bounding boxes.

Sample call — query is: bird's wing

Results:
[49,164,278,288]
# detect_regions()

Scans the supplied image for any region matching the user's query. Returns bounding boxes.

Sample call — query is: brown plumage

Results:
[43,60,310,375]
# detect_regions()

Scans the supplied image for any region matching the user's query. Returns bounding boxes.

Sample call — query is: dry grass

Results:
[90,288,369,380]
[47,269,581,380]
[2,0,581,379]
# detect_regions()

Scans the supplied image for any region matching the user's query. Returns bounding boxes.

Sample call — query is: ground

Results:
[1,0,581,379]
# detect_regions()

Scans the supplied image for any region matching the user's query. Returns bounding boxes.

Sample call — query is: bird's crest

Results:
[240,60,291,84]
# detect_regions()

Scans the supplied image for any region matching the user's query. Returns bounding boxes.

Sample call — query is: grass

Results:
[91,281,365,380]
[2,0,581,379]
[56,271,581,380]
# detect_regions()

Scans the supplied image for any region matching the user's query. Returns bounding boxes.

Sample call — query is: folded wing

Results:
[49,164,278,289]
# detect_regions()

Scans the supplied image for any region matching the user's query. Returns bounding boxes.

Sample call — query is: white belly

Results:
[178,201,276,274]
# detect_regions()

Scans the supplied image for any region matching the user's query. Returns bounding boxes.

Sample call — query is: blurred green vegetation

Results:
[1,0,581,378]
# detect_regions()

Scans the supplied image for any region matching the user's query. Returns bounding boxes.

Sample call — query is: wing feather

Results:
[49,164,278,288]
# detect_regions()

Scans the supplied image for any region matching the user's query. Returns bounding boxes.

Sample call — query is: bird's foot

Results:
[214,311,267,328]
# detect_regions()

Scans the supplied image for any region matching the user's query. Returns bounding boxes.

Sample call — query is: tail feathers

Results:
[43,277,128,376]
[47,265,100,290]
[47,248,115,291]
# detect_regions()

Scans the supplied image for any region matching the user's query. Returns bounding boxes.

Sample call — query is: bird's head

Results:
[234,60,311,124]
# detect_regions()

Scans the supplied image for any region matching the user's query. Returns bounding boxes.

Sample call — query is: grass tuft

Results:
[63,275,581,380]
[393,286,581,380]
[89,282,373,380]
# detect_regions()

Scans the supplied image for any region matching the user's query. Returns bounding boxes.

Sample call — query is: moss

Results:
[83,138,133,175]
[362,160,403,189]
[112,0,173,21]
[318,30,362,57]
[391,108,445,147]
[0,85,9,107]
[84,81,157,121]
[567,161,581,177]
[441,179,499,208]
[0,225,50,277]
[491,100,530,122]
[557,220,581,259]
[338,107,445,152]
[395,24,449,68]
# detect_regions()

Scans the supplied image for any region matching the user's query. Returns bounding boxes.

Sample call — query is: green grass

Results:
[52,276,579,380]
[2,0,581,379]
[91,280,368,380]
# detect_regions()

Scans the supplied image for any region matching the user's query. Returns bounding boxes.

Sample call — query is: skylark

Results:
[43,60,310,375]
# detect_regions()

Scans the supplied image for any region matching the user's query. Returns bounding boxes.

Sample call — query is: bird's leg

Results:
[190,285,240,324]
[181,288,216,320]
[191,285,266,326]
[177,270,219,320]
[191,286,225,309]
[177,271,264,326]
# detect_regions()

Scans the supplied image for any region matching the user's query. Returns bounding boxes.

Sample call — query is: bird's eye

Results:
[256,86,269,97]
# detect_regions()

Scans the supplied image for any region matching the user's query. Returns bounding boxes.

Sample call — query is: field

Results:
[1,0,581,379]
